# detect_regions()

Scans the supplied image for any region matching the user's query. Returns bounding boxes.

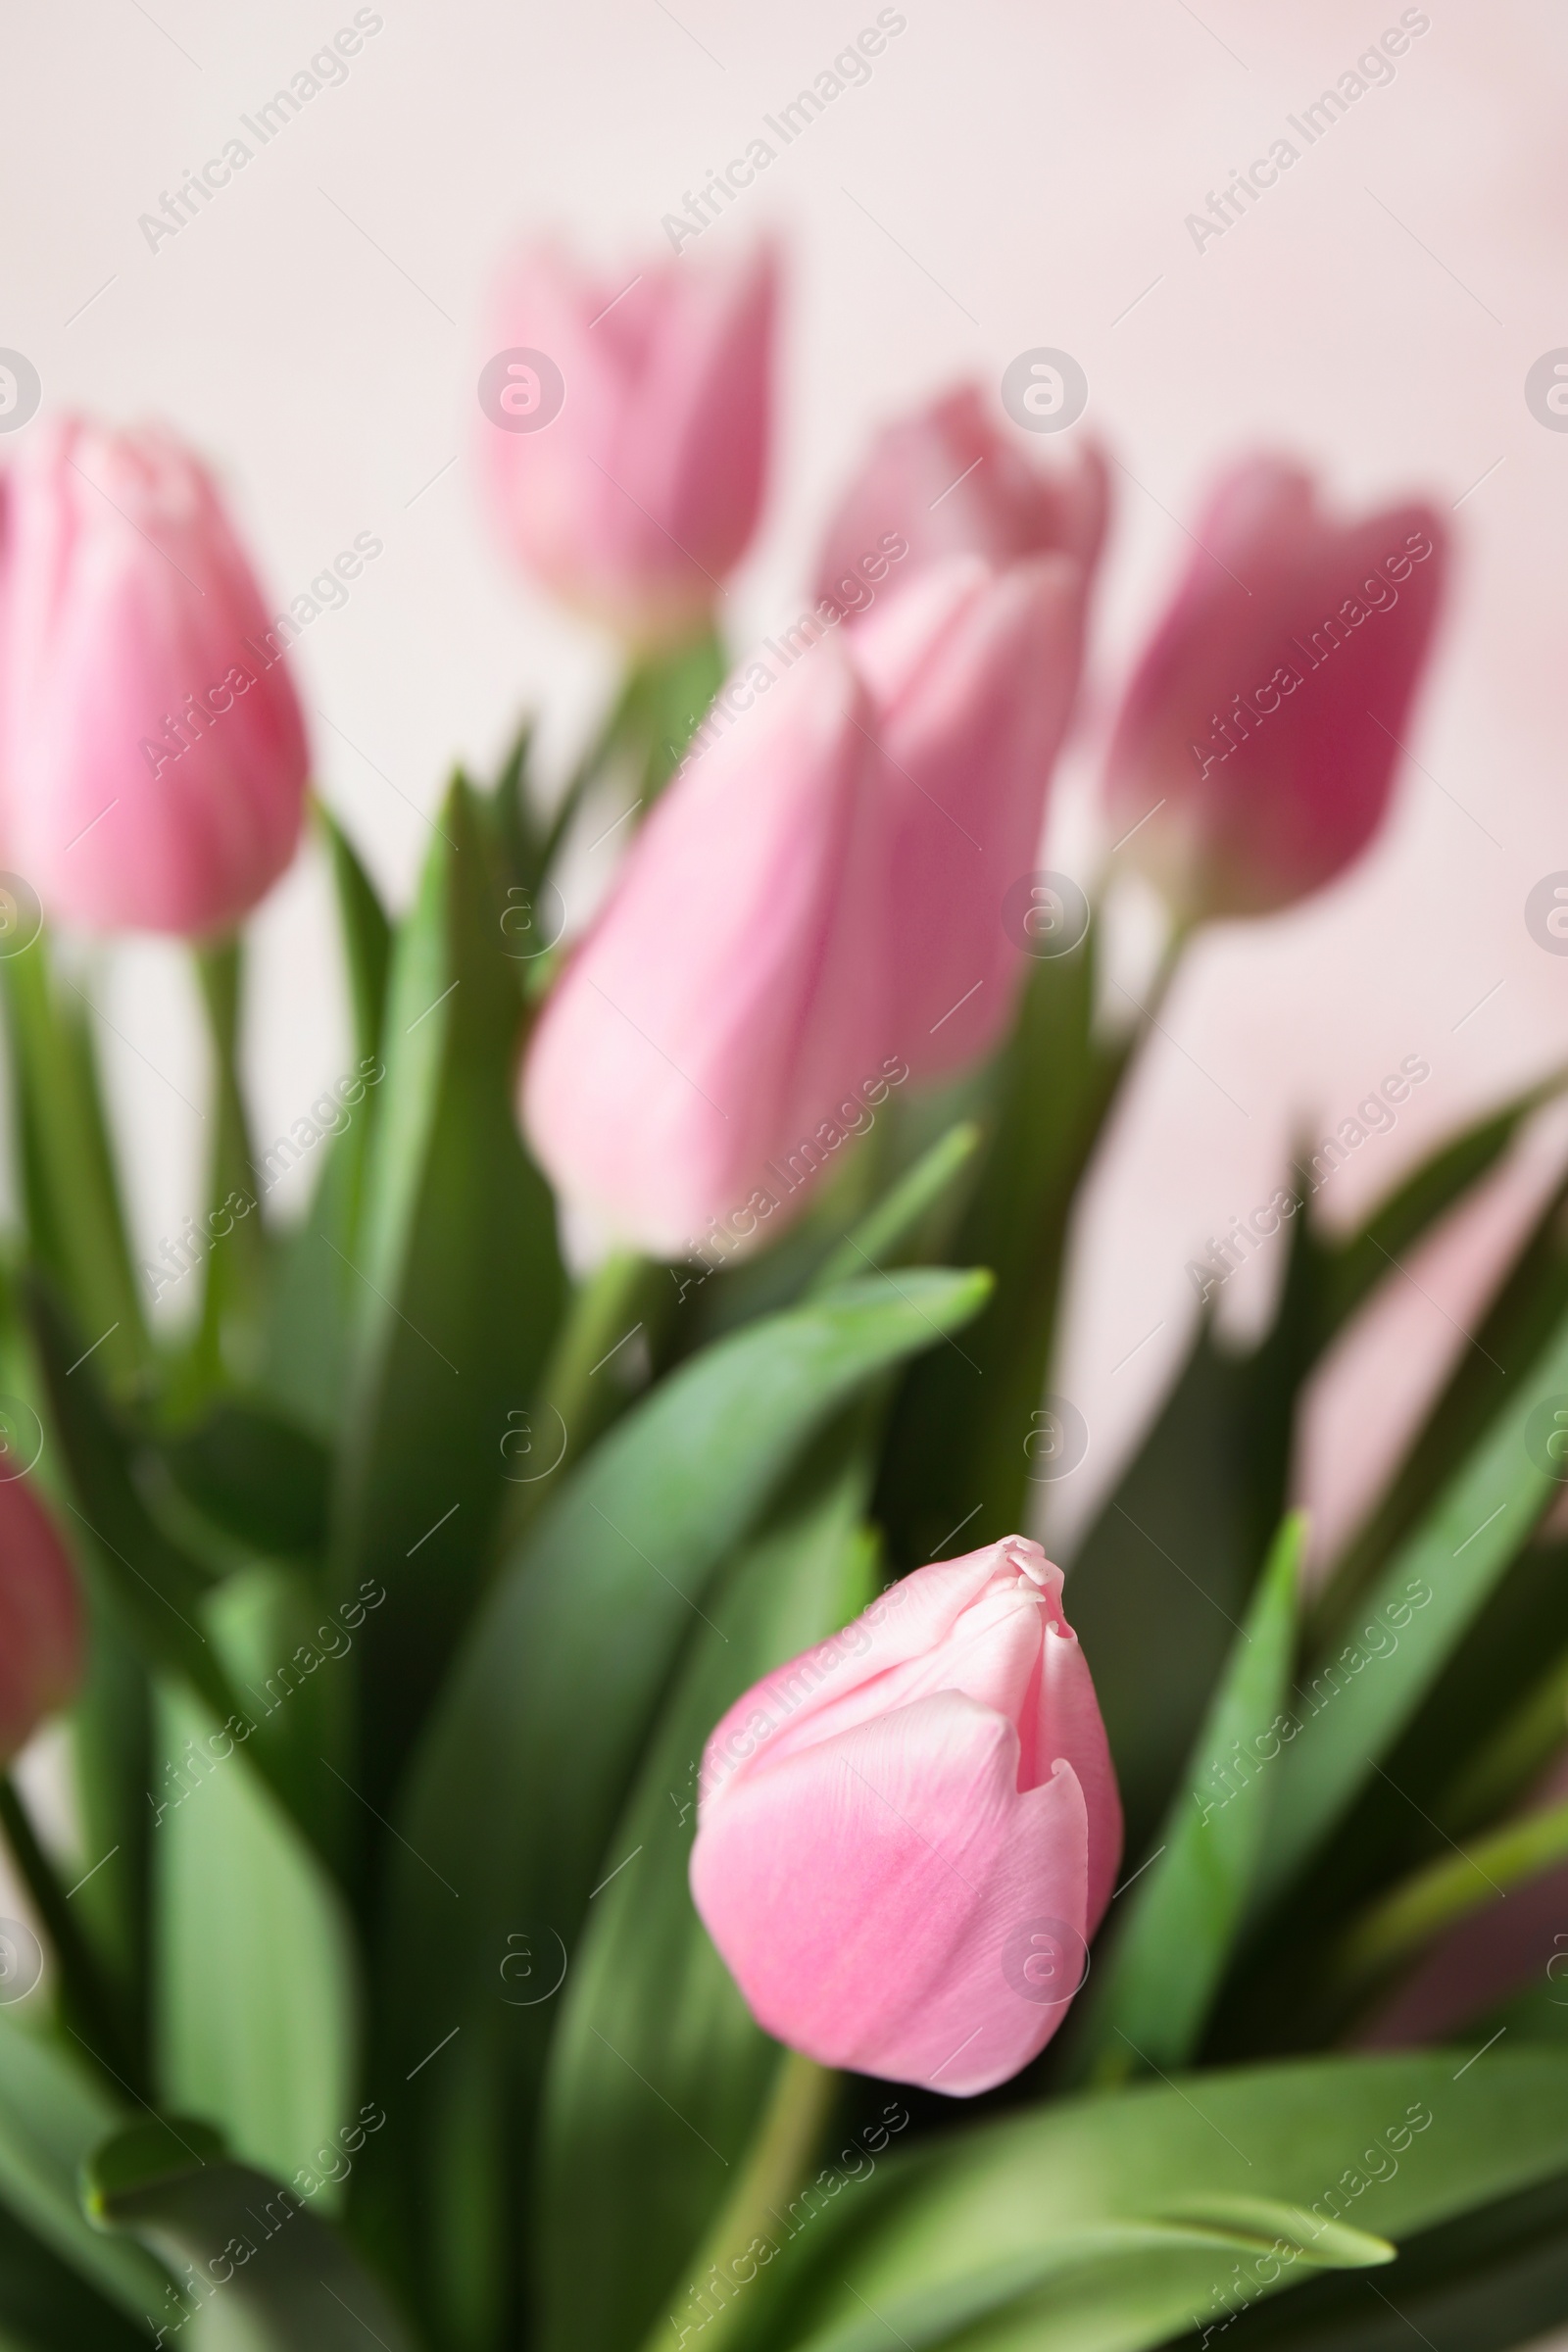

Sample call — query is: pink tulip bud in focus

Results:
[0,418,309,938]
[690,1535,1120,2095]
[0,1480,82,1765]
[814,384,1108,617]
[1102,458,1447,920]
[856,554,1085,1078]
[483,244,775,647]
[521,554,1085,1256]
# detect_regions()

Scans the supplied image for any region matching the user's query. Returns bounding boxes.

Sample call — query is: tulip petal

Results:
[0,419,308,936]
[523,637,895,1254]
[692,1690,1090,2095]
[814,384,1109,604]
[1103,456,1447,917]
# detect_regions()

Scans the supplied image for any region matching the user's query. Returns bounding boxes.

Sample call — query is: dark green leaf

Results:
[720,2052,1568,2352]
[0,2190,150,2351]
[82,2117,416,2349]
[327,774,566,1814]
[876,925,1120,1567]
[1319,1067,1568,1343]
[159,1400,330,1560]
[318,801,394,1066]
[24,1279,231,1723]
[1310,1167,1568,1646]
[0,2018,164,2321]
[1,939,147,1396]
[1255,1309,1568,1912]
[1074,1515,1303,2080]
[1184,2167,1568,2352]
[1057,1305,1304,1867]
[187,937,270,1403]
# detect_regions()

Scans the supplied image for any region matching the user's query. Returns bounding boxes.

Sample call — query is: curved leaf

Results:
[1257,1309,1568,1910]
[83,2117,416,2349]
[0,2018,164,2320]
[328,774,566,1815]
[717,2052,1568,2352]
[1076,1515,1303,2080]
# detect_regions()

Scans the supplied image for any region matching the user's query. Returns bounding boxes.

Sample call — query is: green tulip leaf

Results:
[1076,1514,1304,2080]
[0,2015,165,2323]
[82,2116,416,2349]
[327,772,566,1813]
[158,1400,331,1561]
[1256,1308,1568,1911]
[151,1679,357,2203]
[718,2051,1568,2352]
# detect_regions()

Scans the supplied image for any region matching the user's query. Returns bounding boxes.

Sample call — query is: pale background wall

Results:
[3,0,1566,1743]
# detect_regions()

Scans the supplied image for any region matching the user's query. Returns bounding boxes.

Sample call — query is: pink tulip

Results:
[522,631,897,1261]
[0,1480,82,1765]
[814,384,1108,619]
[483,243,775,647]
[856,554,1084,1078]
[522,554,1084,1257]
[690,1535,1120,2095]
[1102,457,1447,919]
[0,418,309,937]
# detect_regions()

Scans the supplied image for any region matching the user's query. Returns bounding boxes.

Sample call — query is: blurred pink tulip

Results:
[814,384,1108,617]
[483,243,775,647]
[0,418,309,937]
[522,553,1084,1256]
[690,1534,1120,2095]
[1102,457,1447,920]
[857,553,1084,1078]
[522,633,897,1261]
[0,1479,82,1765]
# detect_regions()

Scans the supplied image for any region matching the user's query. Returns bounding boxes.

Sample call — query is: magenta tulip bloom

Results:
[1102,457,1447,919]
[0,1479,82,1766]
[690,1535,1120,2095]
[483,243,775,647]
[0,418,309,937]
[814,384,1108,619]
[522,553,1084,1258]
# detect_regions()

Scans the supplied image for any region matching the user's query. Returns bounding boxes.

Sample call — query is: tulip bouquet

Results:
[3,240,1568,2352]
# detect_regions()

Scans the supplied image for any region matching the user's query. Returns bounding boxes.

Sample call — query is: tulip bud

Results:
[0,1479,82,1765]
[814,384,1108,614]
[521,555,1084,1256]
[483,243,775,648]
[0,417,310,938]
[1102,457,1447,920]
[690,1535,1120,2095]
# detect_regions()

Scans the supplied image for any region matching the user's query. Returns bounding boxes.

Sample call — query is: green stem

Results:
[1337,1790,1568,1991]
[538,674,643,880]
[636,2051,839,2352]
[0,935,147,1396]
[493,1251,660,1555]
[0,1777,144,2095]
[190,936,267,1392]
[538,627,726,880]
